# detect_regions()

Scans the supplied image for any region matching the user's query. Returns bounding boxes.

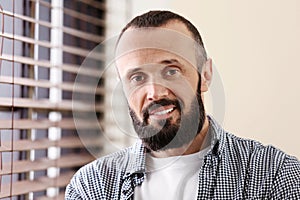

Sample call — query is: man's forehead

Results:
[116,49,193,76]
[115,26,201,67]
[117,49,186,65]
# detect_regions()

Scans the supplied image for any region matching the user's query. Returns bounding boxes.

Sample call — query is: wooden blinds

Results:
[0,0,105,199]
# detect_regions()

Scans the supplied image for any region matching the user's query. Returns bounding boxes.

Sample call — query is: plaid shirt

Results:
[65,116,300,199]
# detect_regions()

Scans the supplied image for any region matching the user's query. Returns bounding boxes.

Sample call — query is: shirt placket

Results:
[120,173,145,200]
[197,154,219,199]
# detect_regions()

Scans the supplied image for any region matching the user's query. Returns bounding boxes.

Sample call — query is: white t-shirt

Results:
[134,146,209,200]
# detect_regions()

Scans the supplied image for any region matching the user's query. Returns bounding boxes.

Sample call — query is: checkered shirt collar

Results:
[123,115,224,177]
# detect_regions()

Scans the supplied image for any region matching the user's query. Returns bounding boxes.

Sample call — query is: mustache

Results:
[141,98,182,122]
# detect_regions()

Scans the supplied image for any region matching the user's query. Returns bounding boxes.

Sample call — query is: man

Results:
[65,11,300,199]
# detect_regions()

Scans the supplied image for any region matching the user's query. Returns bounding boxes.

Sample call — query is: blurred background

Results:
[0,0,299,199]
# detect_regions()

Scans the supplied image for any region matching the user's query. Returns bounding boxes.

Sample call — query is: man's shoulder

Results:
[219,131,300,198]
[75,141,144,178]
[223,131,289,160]
[221,131,299,172]
[82,142,142,172]
[65,142,143,199]
[209,116,298,168]
[209,116,286,161]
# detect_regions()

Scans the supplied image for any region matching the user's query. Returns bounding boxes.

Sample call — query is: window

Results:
[0,0,105,199]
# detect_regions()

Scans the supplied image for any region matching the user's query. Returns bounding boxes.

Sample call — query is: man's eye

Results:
[166,68,180,76]
[130,75,144,82]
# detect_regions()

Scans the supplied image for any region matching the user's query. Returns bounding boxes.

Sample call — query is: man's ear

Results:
[200,58,213,92]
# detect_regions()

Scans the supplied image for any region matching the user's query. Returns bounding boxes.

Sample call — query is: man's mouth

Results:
[148,105,176,119]
[141,99,181,123]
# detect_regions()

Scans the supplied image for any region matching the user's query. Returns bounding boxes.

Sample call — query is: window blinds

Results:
[0,0,105,199]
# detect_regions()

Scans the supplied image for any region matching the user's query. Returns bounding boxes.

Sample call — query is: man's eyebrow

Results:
[126,67,142,79]
[159,59,180,65]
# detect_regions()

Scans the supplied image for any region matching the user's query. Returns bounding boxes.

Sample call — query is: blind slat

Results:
[36,193,65,200]
[31,0,106,26]
[79,0,106,10]
[32,0,106,16]
[0,171,74,198]
[0,54,103,77]
[63,7,105,26]
[62,45,105,60]
[0,32,105,59]
[0,119,102,129]
[0,137,102,152]
[1,54,52,68]
[0,153,94,175]
[62,25,104,43]
[60,63,103,77]
[32,0,52,9]
[0,32,52,48]
[0,76,104,94]
[0,97,104,112]
[0,119,52,129]
[0,10,104,43]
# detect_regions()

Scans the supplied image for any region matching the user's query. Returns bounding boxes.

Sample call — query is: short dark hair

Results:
[118,10,207,61]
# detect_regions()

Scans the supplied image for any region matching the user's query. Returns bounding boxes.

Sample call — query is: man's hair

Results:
[118,10,207,61]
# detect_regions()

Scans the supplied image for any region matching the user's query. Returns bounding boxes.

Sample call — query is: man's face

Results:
[116,21,206,151]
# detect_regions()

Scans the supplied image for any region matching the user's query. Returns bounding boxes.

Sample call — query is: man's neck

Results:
[150,117,210,158]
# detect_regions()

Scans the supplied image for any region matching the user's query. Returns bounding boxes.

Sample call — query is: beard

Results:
[129,83,205,152]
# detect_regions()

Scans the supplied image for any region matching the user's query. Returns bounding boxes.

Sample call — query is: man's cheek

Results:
[169,88,196,112]
[128,97,144,122]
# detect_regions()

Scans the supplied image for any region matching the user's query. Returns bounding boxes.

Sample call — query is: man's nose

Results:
[146,83,169,101]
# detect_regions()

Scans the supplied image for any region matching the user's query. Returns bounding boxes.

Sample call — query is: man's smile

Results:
[149,105,177,120]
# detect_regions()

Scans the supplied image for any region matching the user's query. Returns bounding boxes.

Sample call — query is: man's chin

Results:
[148,140,192,152]
[147,118,170,129]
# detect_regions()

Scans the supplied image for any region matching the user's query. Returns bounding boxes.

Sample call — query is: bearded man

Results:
[66,10,300,200]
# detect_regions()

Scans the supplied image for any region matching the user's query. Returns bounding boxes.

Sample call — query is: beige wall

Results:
[170,0,300,158]
[127,0,299,158]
